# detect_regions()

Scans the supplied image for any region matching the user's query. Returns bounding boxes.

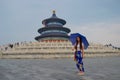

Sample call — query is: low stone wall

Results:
[0,51,2,58]
[1,53,73,59]
[1,41,120,59]
[1,52,120,59]
[85,52,120,57]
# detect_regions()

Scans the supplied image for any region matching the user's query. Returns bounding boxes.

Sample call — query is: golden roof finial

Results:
[53,10,56,14]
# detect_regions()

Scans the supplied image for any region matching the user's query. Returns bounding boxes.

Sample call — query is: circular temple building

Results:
[1,11,119,59]
[35,11,71,41]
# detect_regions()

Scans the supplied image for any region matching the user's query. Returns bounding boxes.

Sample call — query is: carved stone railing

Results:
[0,41,120,59]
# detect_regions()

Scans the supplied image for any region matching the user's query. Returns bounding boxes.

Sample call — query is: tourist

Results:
[74,36,85,75]
[70,33,89,75]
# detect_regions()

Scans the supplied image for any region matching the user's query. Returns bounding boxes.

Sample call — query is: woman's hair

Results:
[75,37,82,50]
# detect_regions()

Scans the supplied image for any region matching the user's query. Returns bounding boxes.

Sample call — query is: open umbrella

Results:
[70,33,89,49]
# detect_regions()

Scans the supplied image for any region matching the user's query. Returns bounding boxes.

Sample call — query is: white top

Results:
[77,44,81,51]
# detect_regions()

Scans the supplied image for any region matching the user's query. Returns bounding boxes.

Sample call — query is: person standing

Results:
[70,33,89,75]
[74,36,85,75]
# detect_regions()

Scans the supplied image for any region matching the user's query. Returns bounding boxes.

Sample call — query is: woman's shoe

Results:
[77,71,84,76]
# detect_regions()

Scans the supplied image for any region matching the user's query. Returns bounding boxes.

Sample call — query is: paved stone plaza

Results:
[0,56,120,80]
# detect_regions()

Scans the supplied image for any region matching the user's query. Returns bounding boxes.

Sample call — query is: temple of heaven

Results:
[35,11,71,41]
[1,11,120,59]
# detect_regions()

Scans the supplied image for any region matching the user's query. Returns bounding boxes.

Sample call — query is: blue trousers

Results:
[75,51,84,72]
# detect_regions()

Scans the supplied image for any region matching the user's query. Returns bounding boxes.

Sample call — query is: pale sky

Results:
[0,0,120,47]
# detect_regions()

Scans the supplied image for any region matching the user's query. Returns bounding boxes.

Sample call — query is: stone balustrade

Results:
[0,41,120,59]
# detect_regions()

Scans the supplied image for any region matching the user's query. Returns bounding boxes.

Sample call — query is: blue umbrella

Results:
[70,33,89,49]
